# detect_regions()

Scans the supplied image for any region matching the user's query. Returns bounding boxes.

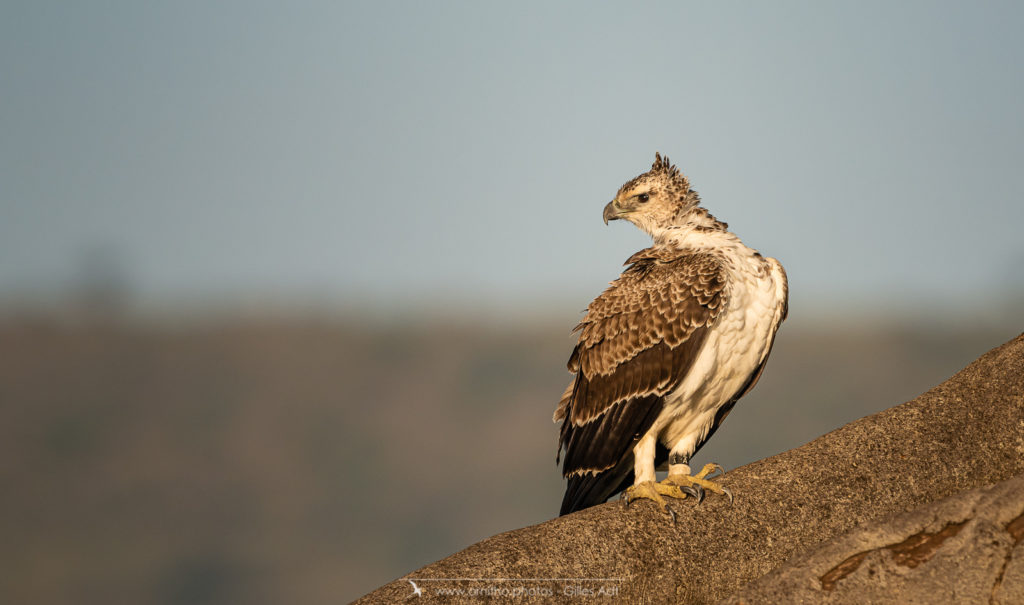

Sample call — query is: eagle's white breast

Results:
[650,231,787,467]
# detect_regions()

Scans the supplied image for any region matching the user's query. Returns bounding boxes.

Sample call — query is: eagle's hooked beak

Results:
[603,201,622,225]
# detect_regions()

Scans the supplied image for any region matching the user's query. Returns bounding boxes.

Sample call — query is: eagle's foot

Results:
[622,480,699,519]
[662,463,733,504]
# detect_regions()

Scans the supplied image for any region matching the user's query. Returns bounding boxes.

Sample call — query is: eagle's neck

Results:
[650,207,749,254]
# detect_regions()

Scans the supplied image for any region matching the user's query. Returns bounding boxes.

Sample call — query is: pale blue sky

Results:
[3,1,1023,315]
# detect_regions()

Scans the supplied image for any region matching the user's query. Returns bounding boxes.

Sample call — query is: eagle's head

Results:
[603,153,700,234]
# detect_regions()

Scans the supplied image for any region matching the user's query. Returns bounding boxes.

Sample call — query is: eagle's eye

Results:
[637,193,650,203]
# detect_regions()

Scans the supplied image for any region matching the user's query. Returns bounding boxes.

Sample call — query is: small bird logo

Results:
[406,579,423,599]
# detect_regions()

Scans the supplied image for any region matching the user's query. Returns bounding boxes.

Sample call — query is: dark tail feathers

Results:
[559,460,633,516]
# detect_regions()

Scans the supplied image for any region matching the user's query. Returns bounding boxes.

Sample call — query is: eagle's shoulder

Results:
[569,247,728,378]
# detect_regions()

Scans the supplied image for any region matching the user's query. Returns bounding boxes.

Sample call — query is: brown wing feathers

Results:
[556,249,727,514]
[558,394,666,515]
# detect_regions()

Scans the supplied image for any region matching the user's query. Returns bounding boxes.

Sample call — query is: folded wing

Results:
[556,248,728,514]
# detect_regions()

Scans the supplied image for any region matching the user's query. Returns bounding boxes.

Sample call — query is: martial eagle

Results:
[555,153,788,516]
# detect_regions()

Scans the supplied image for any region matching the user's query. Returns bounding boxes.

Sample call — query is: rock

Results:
[720,473,1024,604]
[354,333,1024,604]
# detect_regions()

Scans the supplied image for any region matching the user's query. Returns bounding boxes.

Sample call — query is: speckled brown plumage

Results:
[556,249,728,473]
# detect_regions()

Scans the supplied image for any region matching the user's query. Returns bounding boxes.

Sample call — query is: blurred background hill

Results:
[1,309,1020,604]
[2,2,1024,604]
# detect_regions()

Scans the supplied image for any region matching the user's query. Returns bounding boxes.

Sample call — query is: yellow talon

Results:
[623,480,689,512]
[623,463,733,517]
[694,462,723,480]
[662,463,733,502]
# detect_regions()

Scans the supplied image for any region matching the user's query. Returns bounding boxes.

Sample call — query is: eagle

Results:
[555,153,788,516]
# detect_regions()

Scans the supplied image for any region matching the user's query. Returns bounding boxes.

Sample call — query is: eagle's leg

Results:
[662,453,733,504]
[622,434,699,515]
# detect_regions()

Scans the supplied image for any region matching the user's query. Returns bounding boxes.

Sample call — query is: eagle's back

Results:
[556,243,787,515]
[556,248,729,513]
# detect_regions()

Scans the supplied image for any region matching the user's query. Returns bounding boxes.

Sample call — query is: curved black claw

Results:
[721,486,734,503]
[677,484,699,500]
